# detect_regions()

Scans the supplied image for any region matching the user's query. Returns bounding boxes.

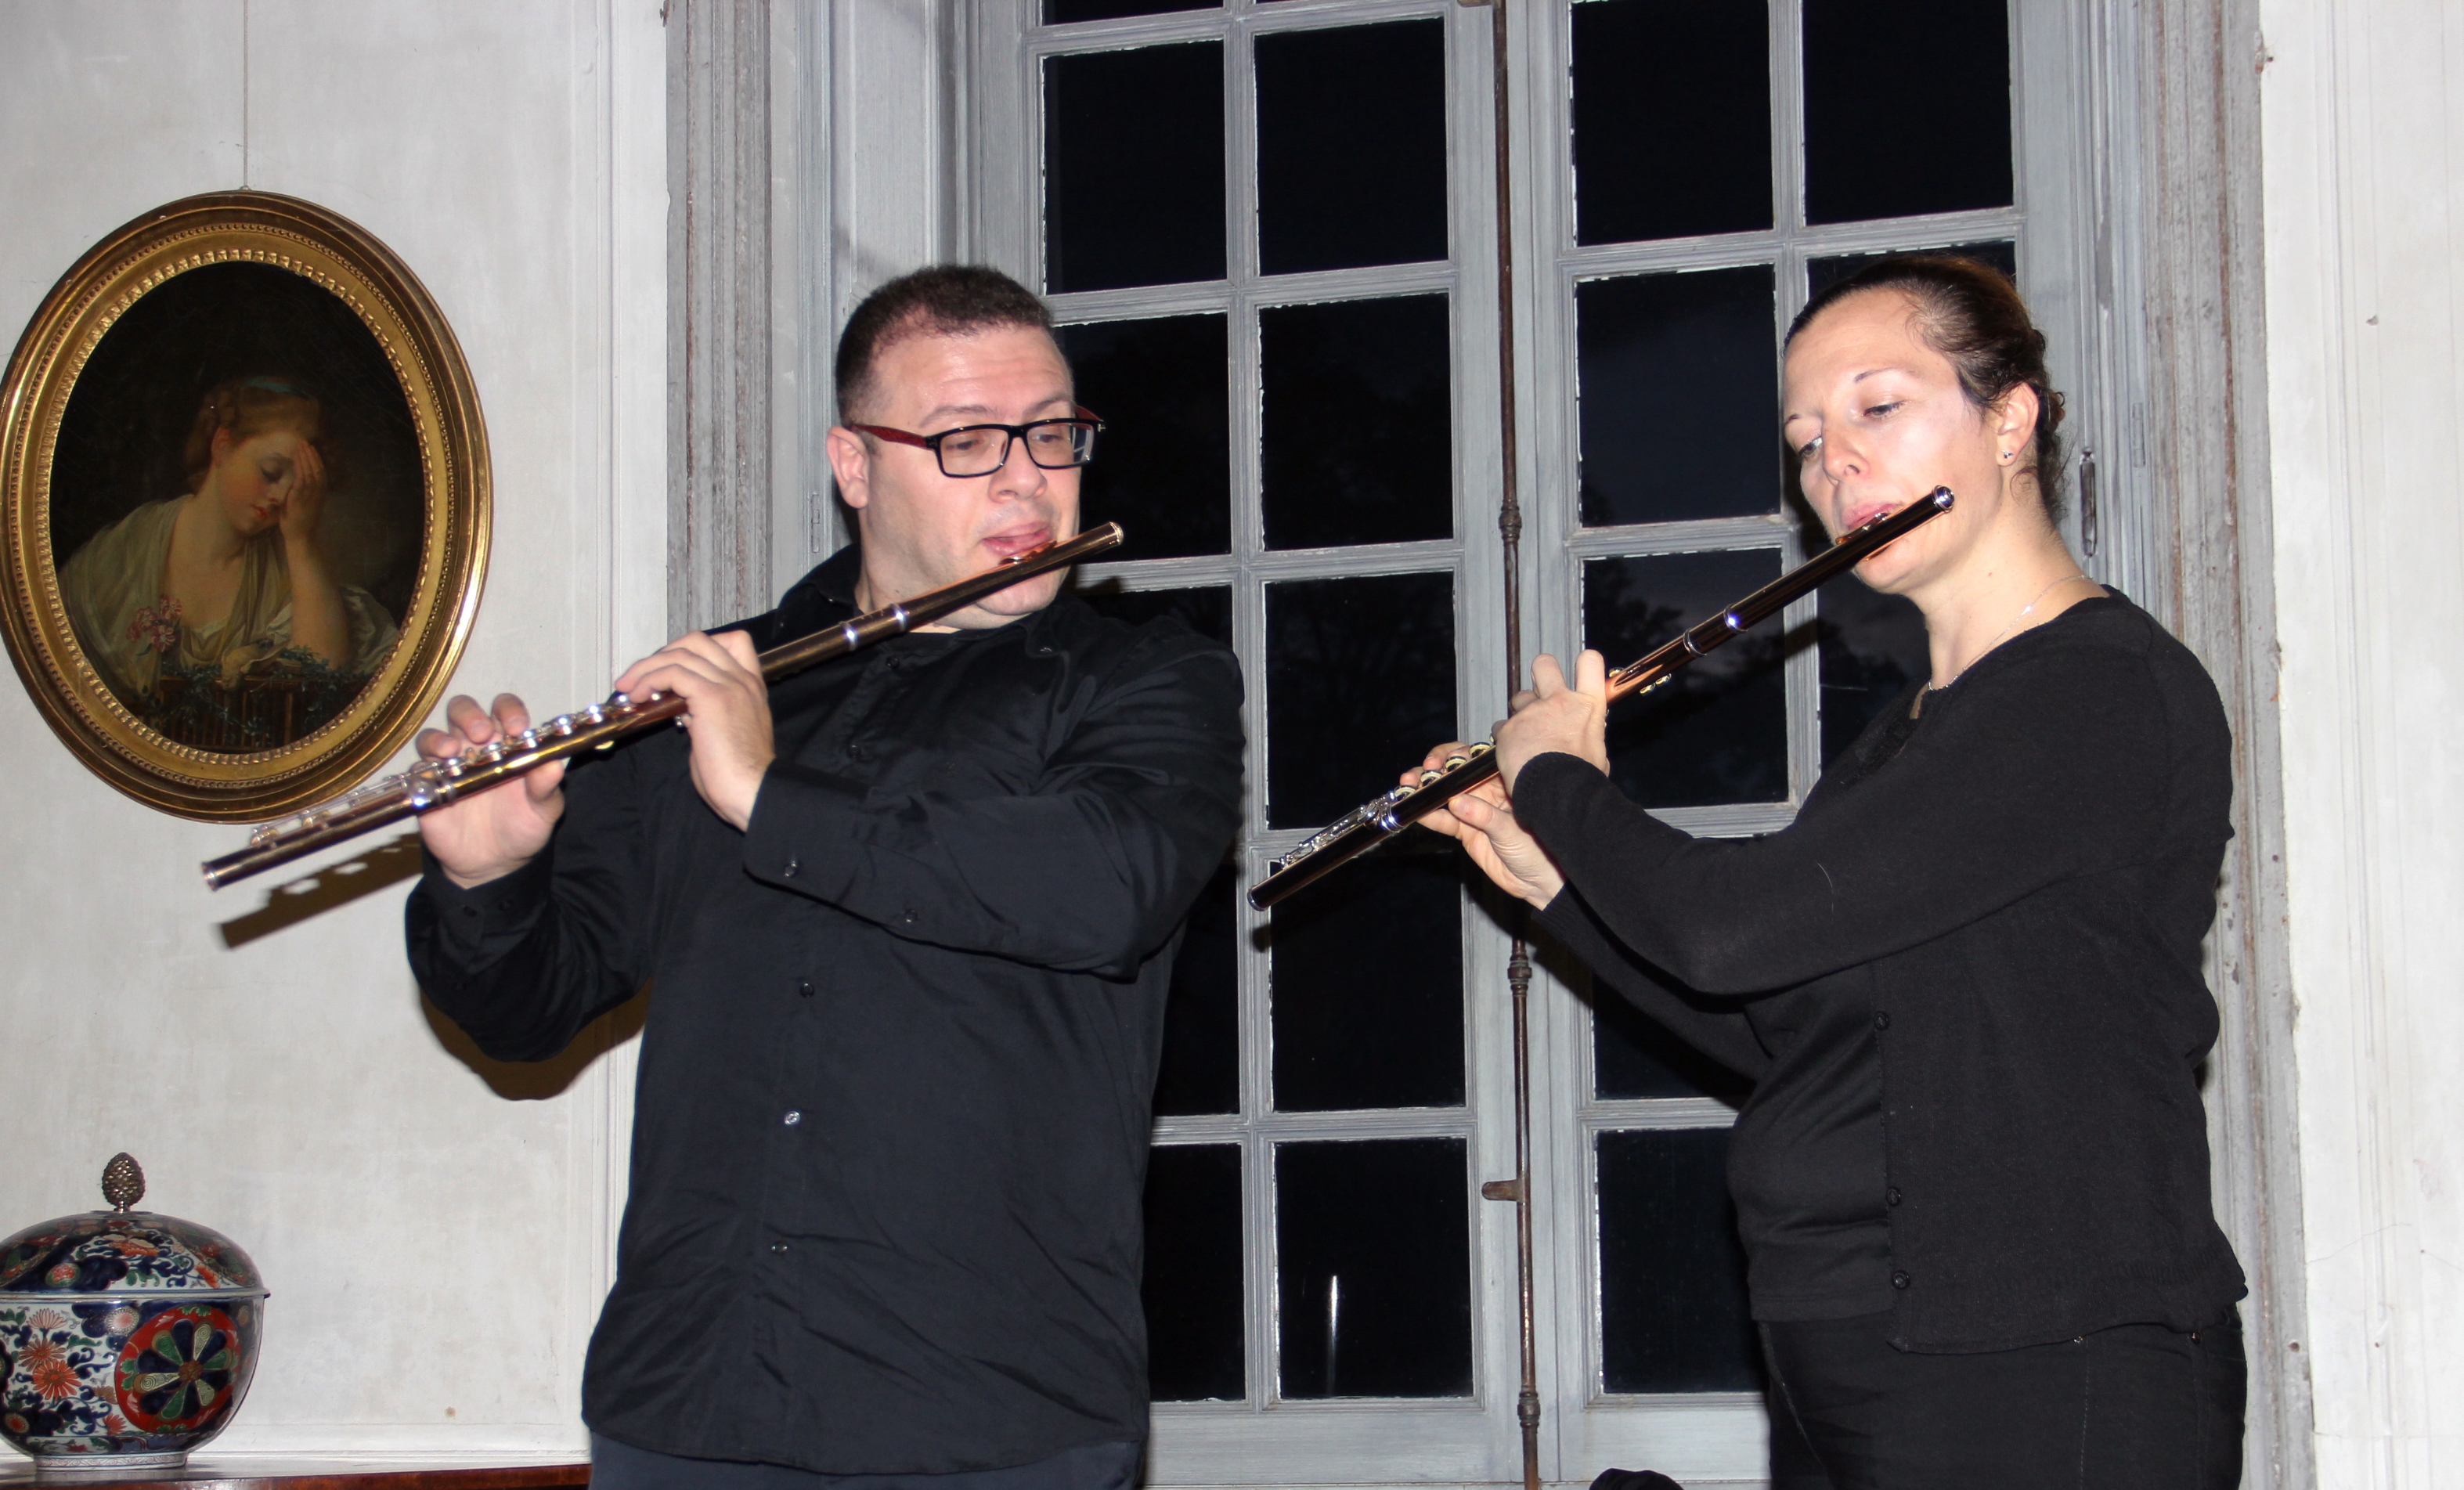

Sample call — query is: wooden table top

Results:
[0,1459,588,1490]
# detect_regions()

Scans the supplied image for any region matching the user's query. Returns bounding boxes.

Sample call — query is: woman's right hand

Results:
[1405,744,1567,911]
[415,693,567,888]
[274,435,330,550]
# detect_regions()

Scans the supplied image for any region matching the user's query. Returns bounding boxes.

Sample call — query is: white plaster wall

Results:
[0,0,666,1461]
[2260,0,2464,1484]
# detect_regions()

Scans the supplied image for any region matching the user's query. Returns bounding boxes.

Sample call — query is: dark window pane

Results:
[1806,240,2016,300]
[1261,295,1454,550]
[1048,0,1214,20]
[1057,316,1232,561]
[1269,852,1463,1112]
[1817,579,1927,767]
[1257,21,1448,275]
[1145,1143,1246,1402]
[1595,987,1752,1106]
[1277,1138,1472,1398]
[1266,571,1456,828]
[1584,550,1788,808]
[1072,581,1234,649]
[1597,1129,1761,1393]
[1803,0,2011,225]
[1045,43,1225,293]
[1572,0,1770,244]
[1578,266,1780,526]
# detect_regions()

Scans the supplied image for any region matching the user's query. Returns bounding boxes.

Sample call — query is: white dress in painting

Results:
[58,496,400,723]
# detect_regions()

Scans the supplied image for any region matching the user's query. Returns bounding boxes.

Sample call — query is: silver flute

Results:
[1246,490,1955,911]
[201,524,1126,889]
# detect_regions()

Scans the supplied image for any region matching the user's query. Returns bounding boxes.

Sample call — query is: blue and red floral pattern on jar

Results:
[114,1304,244,1432]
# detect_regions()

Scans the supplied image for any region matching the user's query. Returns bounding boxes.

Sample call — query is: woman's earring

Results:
[2000,450,2014,464]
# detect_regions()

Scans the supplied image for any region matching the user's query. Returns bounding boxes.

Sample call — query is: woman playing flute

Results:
[1417,257,2245,1489]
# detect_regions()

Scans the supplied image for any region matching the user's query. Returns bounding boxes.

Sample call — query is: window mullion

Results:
[1224,1,1272,1422]
[1771,0,1807,301]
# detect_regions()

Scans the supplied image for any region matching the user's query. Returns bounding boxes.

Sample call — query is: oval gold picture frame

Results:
[0,191,489,821]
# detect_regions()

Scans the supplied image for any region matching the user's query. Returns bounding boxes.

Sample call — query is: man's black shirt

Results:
[409,547,1244,1473]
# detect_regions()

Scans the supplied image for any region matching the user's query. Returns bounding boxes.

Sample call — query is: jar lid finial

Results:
[101,1153,145,1212]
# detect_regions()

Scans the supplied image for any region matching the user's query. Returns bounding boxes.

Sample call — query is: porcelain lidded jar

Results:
[0,1156,266,1470]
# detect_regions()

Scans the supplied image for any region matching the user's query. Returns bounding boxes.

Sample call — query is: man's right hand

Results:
[416,693,567,889]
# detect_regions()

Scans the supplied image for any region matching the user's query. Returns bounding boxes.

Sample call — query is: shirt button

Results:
[1886,1187,1903,1207]
[782,1110,803,1126]
[900,910,918,925]
[781,858,801,879]
[1891,1270,1912,1290]
[797,980,815,999]
[1873,1011,1892,1031]
[770,1241,788,1255]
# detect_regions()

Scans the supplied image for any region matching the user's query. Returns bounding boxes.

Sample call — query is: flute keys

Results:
[551,715,577,736]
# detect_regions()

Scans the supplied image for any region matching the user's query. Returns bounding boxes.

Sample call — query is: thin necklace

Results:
[1931,572,2091,692]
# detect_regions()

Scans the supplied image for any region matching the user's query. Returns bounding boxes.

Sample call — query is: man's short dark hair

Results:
[834,265,1056,423]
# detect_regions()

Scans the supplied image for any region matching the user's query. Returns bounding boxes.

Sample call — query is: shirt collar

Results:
[767,543,1066,654]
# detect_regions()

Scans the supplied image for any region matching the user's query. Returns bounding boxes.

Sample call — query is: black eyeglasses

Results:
[850,407,1104,479]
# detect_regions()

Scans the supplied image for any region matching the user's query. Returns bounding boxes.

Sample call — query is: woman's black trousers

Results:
[1760,1309,2246,1489]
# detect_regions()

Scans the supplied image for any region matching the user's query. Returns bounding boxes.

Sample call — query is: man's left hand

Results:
[1493,649,1612,793]
[615,630,774,831]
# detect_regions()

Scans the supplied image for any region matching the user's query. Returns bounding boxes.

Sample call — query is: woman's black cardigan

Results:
[1517,594,2247,1352]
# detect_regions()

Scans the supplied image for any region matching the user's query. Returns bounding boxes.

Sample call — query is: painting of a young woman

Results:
[58,377,400,749]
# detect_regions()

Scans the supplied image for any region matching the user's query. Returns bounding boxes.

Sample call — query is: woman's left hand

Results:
[277,437,329,548]
[1493,649,1612,792]
[1407,746,1566,909]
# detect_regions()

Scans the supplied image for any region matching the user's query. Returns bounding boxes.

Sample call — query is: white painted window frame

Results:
[1520,2,2150,1482]
[966,2,1531,1482]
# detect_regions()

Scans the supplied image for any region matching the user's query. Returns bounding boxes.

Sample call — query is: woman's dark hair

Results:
[834,265,1056,423]
[1785,254,2069,523]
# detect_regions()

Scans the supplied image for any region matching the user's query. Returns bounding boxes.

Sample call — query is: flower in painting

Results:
[45,1262,76,1287]
[4,1412,27,1434]
[128,597,182,655]
[28,1309,70,1332]
[21,1338,80,1402]
[104,1308,139,1337]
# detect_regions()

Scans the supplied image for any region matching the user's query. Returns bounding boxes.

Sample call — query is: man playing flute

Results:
[407,265,1243,1490]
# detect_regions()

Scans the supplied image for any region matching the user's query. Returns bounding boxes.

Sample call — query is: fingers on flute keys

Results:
[420,692,532,761]
[1409,739,1492,788]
